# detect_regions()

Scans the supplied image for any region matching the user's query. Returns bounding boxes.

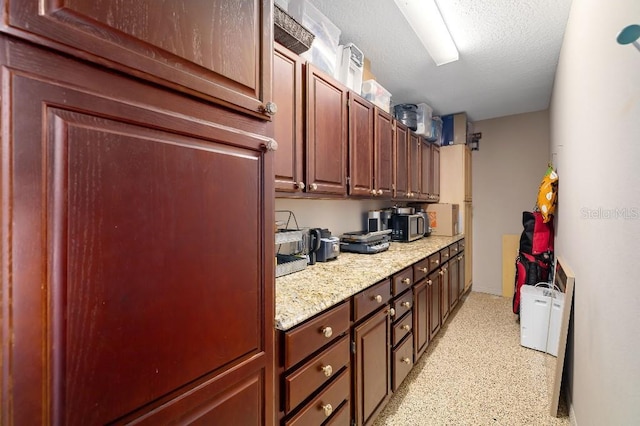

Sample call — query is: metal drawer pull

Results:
[402,357,411,364]
[433,259,440,265]
[402,324,410,331]
[387,308,396,317]
[427,279,432,285]
[321,365,333,377]
[321,326,333,338]
[420,267,428,273]
[439,270,444,276]
[402,278,411,285]
[374,294,383,303]
[322,403,333,417]
[401,301,411,308]
[458,256,463,261]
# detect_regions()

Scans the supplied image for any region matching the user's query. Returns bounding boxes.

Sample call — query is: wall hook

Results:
[617,24,640,53]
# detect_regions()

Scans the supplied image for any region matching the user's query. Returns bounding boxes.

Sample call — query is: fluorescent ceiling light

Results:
[394,0,459,66]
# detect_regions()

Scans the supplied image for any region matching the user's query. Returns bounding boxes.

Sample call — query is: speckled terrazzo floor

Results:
[373,291,570,426]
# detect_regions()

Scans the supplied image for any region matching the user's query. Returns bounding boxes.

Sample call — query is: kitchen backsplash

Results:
[275,198,391,236]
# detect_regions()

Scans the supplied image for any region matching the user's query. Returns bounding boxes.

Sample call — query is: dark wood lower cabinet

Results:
[459,252,466,298]
[450,255,460,310]
[429,271,441,340]
[1,37,274,425]
[353,307,391,426]
[413,279,429,360]
[440,265,450,324]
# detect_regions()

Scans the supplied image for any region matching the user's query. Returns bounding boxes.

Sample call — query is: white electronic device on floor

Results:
[520,283,565,354]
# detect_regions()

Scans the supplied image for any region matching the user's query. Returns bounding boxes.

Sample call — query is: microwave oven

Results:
[391,214,425,242]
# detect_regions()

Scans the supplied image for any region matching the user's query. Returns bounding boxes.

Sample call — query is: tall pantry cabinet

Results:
[439,144,473,291]
[1,1,275,425]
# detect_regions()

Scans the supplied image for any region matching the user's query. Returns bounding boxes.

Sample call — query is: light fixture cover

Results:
[394,0,459,66]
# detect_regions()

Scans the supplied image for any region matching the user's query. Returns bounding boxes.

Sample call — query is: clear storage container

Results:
[415,103,434,137]
[361,79,391,113]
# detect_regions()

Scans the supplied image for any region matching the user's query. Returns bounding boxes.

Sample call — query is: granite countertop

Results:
[275,234,464,331]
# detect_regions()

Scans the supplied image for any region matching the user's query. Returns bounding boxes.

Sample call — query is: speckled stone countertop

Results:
[275,234,464,330]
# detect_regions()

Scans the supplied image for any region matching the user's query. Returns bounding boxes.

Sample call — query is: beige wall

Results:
[472,110,550,295]
[550,0,640,423]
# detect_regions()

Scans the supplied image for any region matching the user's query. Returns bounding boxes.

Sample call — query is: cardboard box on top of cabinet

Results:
[425,203,460,236]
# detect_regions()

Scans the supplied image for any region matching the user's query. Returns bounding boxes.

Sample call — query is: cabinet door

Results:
[420,139,432,201]
[374,108,394,198]
[428,272,441,339]
[459,252,466,297]
[5,0,272,118]
[353,308,391,426]
[464,145,473,201]
[431,144,441,201]
[348,92,375,196]
[440,266,450,324]
[408,132,421,200]
[393,122,409,199]
[1,39,273,425]
[273,44,304,193]
[306,65,348,195]
[449,255,459,309]
[413,280,429,360]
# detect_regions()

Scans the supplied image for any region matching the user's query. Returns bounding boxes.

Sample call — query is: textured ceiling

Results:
[306,0,573,121]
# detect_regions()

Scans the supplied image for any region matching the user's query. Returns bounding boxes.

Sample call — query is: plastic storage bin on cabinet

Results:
[361,79,391,113]
[288,0,341,76]
[415,103,433,137]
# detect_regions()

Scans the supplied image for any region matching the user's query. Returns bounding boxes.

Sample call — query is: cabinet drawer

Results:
[285,302,350,369]
[392,291,413,320]
[285,368,350,426]
[440,246,451,263]
[392,335,414,392]
[392,266,414,296]
[352,279,391,323]
[459,238,465,251]
[413,257,430,281]
[392,312,413,347]
[429,252,441,270]
[450,242,459,255]
[285,335,350,413]
[324,399,351,426]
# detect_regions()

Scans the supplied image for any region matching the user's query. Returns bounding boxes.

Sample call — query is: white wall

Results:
[275,198,390,236]
[472,110,551,295]
[550,0,640,423]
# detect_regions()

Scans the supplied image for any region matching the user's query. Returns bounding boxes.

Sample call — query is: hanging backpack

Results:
[512,211,554,314]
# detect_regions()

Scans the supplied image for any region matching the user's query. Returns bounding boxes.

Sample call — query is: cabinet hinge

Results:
[351,340,356,354]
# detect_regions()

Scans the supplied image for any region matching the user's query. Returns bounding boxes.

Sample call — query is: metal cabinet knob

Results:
[370,189,377,196]
[402,278,411,285]
[434,259,440,265]
[388,308,396,317]
[420,267,428,273]
[443,267,448,272]
[458,256,463,261]
[309,183,318,191]
[321,365,333,377]
[263,101,277,116]
[427,279,432,285]
[321,326,333,338]
[377,189,383,195]
[295,181,305,190]
[402,324,410,331]
[402,357,411,364]
[322,403,333,417]
[439,270,444,276]
[401,301,411,308]
[374,294,383,303]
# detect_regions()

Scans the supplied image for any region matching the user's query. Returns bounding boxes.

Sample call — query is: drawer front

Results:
[286,368,350,426]
[285,302,350,369]
[392,266,414,296]
[450,242,459,255]
[440,246,451,263]
[392,312,413,347]
[324,399,350,426]
[429,252,441,270]
[285,335,350,413]
[352,279,391,322]
[413,257,430,282]
[392,335,414,392]
[458,238,465,251]
[392,291,413,320]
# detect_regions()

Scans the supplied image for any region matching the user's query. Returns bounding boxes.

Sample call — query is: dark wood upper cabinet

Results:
[4,0,273,119]
[393,121,409,199]
[1,36,273,426]
[420,138,432,201]
[408,132,421,200]
[431,144,441,201]
[374,108,394,198]
[348,92,375,196]
[305,65,348,196]
[272,44,305,193]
